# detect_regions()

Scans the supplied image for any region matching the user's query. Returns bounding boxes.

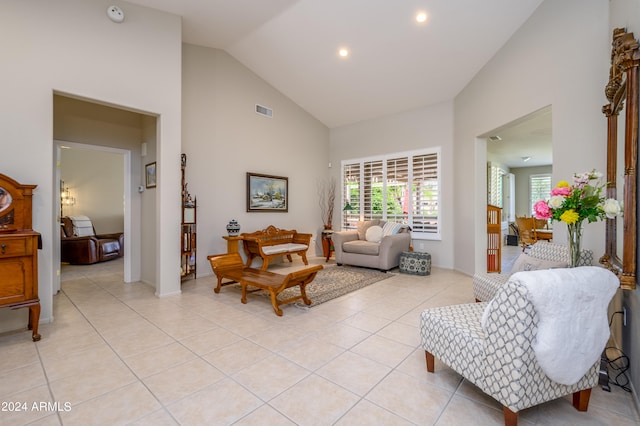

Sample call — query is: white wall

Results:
[55,96,138,235]
[182,44,330,274]
[0,0,182,329]
[141,115,158,286]
[511,165,552,217]
[60,148,124,234]
[329,101,455,268]
[54,95,148,283]
[454,0,609,276]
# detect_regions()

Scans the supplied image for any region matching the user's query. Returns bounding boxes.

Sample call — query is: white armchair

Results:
[473,241,594,302]
[421,267,618,426]
[332,220,411,271]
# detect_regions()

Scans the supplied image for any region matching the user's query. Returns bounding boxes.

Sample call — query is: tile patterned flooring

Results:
[0,255,638,425]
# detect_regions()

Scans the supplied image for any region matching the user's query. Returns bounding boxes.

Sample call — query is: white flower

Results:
[603,198,623,219]
[548,195,565,209]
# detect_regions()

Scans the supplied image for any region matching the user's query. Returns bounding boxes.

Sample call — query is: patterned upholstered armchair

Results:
[473,241,593,302]
[421,268,617,426]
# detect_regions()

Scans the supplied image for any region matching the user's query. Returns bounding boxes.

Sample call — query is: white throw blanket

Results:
[510,266,618,385]
[68,215,95,237]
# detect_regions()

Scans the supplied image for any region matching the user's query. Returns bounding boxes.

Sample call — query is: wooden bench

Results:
[240,225,311,270]
[207,253,323,316]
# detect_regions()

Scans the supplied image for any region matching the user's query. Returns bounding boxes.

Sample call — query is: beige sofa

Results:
[332,220,411,271]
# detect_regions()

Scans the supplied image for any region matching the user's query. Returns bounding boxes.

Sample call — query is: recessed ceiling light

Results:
[416,11,428,23]
[338,48,349,58]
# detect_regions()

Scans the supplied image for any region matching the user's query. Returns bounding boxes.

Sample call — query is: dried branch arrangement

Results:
[317,177,336,229]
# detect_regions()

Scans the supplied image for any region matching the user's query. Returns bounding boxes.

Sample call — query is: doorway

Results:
[53,94,153,293]
[54,142,132,292]
[482,106,553,272]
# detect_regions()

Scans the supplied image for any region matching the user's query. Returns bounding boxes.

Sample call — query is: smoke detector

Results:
[107,5,125,23]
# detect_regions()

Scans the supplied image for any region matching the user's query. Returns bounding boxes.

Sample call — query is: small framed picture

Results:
[145,162,157,188]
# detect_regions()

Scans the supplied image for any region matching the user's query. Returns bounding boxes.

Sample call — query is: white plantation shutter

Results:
[530,174,552,215]
[411,153,439,234]
[487,164,504,207]
[342,163,362,229]
[341,148,440,239]
[363,160,383,220]
[385,157,409,223]
[342,162,361,229]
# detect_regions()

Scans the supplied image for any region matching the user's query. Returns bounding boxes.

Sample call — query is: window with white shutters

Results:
[411,153,439,234]
[343,163,361,229]
[487,163,504,208]
[385,157,409,224]
[341,148,441,240]
[363,160,383,220]
[530,174,552,215]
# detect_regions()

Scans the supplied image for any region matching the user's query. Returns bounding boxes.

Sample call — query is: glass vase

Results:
[566,222,583,268]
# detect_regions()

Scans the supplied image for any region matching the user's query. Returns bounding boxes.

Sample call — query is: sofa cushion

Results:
[342,240,380,255]
[68,215,95,237]
[382,221,403,236]
[262,243,308,255]
[365,225,383,242]
[511,253,568,273]
[357,220,384,240]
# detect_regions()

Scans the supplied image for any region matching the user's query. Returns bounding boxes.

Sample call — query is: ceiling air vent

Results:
[255,104,273,118]
[488,135,502,142]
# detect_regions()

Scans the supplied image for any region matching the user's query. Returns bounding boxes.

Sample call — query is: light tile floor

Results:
[1,256,638,425]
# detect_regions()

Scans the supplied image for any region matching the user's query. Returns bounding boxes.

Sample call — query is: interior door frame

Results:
[53,140,133,291]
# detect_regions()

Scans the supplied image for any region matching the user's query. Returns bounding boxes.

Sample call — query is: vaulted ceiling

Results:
[124,0,544,128]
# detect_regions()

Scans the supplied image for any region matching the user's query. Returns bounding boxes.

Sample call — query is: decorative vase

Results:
[567,222,583,268]
[226,219,240,236]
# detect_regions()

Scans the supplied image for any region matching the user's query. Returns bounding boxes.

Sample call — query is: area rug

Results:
[236,265,393,308]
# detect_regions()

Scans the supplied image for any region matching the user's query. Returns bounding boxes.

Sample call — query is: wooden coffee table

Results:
[208,253,323,316]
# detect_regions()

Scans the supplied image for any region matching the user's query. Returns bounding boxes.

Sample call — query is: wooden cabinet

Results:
[181,154,197,280]
[0,174,40,341]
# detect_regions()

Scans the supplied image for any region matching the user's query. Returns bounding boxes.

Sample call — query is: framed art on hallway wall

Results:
[145,162,156,189]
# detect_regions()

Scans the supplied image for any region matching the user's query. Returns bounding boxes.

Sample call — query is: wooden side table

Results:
[222,235,243,254]
[321,230,334,262]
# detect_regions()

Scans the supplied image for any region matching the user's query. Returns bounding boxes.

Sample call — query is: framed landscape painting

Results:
[246,172,288,212]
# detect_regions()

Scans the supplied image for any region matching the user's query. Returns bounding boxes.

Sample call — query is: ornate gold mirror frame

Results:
[601,28,639,290]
